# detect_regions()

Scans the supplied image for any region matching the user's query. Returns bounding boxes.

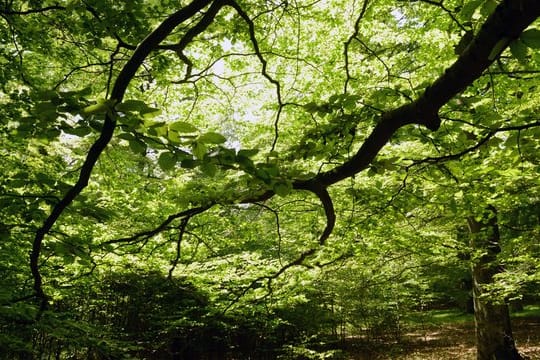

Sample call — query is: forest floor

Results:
[345,316,540,359]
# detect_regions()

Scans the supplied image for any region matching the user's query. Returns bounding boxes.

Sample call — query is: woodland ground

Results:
[344,313,540,359]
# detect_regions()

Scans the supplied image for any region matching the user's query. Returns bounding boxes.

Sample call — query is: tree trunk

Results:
[468,206,522,360]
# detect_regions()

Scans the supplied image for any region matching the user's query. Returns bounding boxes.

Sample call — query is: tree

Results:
[1,0,540,358]
[468,206,522,360]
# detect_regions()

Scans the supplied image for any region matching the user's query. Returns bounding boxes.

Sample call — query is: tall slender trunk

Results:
[468,206,522,360]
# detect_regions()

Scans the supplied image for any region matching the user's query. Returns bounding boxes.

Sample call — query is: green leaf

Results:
[237,149,259,158]
[158,152,177,171]
[116,99,147,112]
[458,0,483,22]
[142,108,161,118]
[116,100,159,116]
[128,138,147,154]
[169,121,198,133]
[263,163,279,177]
[342,94,361,110]
[520,28,540,49]
[64,126,92,137]
[118,115,141,129]
[181,158,197,169]
[198,132,227,144]
[255,168,271,183]
[217,147,236,165]
[480,0,497,17]
[34,101,57,115]
[200,162,217,177]
[117,132,136,141]
[146,120,168,135]
[273,181,292,197]
[192,141,207,159]
[237,156,255,172]
[303,102,319,113]
[509,39,528,63]
[34,101,58,121]
[84,98,115,115]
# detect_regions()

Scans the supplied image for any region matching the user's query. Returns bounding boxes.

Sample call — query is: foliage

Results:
[1,0,539,358]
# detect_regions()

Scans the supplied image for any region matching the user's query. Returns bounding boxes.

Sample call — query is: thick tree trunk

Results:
[468,206,522,360]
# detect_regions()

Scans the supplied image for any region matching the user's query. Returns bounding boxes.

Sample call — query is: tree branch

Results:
[29,0,216,316]
[226,0,284,151]
[103,206,211,246]
[410,120,540,166]
[302,0,540,188]
[168,217,189,279]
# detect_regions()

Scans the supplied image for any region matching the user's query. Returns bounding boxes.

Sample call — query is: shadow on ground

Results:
[343,317,540,360]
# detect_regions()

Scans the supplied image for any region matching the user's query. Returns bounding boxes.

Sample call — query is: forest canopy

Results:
[1,0,539,359]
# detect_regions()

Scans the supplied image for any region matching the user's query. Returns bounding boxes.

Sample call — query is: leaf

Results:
[273,181,292,197]
[237,149,259,158]
[255,168,271,183]
[84,98,114,115]
[63,126,92,137]
[117,132,136,141]
[480,0,497,17]
[191,141,207,159]
[303,102,319,113]
[509,39,528,64]
[200,162,217,177]
[237,156,255,172]
[116,100,159,116]
[128,138,147,154]
[458,0,483,22]
[169,121,198,133]
[34,101,57,115]
[342,94,361,110]
[198,132,227,144]
[34,101,58,121]
[142,108,161,118]
[158,152,177,171]
[146,120,167,133]
[520,28,540,49]
[263,163,279,177]
[217,147,236,165]
[181,158,197,169]
[118,115,141,129]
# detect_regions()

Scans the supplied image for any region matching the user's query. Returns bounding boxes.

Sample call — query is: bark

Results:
[468,206,522,360]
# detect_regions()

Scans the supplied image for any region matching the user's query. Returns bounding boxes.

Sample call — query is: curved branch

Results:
[162,0,227,79]
[294,182,336,246]
[168,217,190,279]
[29,0,215,315]
[303,0,540,188]
[224,183,335,312]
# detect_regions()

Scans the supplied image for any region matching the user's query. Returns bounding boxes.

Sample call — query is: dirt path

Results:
[345,318,540,359]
